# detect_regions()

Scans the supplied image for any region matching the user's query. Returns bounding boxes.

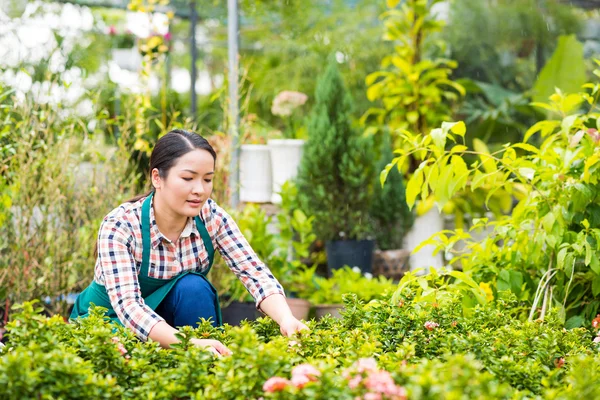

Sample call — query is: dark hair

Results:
[94,130,217,258]
[151,129,217,180]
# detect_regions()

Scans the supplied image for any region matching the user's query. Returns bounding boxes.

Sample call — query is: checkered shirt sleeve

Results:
[208,200,285,308]
[97,217,163,341]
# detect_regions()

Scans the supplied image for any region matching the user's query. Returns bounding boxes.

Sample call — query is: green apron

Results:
[70,193,222,327]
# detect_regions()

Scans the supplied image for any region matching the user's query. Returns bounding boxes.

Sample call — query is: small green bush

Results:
[296,61,375,241]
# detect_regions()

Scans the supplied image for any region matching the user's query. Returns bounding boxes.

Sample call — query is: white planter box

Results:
[267,139,304,204]
[403,208,445,273]
[240,144,272,203]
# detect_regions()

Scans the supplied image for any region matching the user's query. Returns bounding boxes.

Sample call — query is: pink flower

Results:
[291,374,311,389]
[424,321,439,331]
[163,32,172,41]
[364,371,396,394]
[348,375,362,389]
[392,386,408,400]
[355,358,378,373]
[111,336,120,344]
[554,358,565,368]
[292,363,320,381]
[364,393,382,400]
[116,343,128,356]
[263,377,290,393]
[108,25,117,35]
[587,128,600,143]
[592,314,600,329]
[593,336,600,343]
[271,91,308,116]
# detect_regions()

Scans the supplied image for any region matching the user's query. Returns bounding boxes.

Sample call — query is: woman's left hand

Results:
[279,314,309,337]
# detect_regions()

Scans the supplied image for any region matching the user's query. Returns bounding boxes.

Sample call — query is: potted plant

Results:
[108,26,140,71]
[370,134,414,280]
[296,62,376,274]
[268,90,309,204]
[308,267,397,319]
[239,114,273,203]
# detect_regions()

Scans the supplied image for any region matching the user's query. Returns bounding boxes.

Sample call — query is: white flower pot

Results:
[403,208,445,273]
[111,48,141,71]
[267,139,304,204]
[239,144,272,203]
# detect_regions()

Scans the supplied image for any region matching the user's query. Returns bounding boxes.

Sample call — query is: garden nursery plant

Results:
[383,66,600,324]
[3,272,600,399]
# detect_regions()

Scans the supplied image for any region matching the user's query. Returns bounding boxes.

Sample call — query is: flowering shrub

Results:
[2,291,600,399]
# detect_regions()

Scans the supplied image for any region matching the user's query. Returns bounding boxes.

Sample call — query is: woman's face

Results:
[152,149,215,218]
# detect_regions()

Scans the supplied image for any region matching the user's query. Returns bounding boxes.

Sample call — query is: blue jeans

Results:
[155,274,218,328]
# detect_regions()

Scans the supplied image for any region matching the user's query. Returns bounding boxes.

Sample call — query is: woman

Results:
[71,129,308,355]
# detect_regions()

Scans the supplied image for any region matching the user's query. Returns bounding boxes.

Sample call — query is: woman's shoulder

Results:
[101,197,145,231]
[201,198,232,227]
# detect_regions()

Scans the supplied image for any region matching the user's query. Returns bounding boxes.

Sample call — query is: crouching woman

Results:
[71,129,307,355]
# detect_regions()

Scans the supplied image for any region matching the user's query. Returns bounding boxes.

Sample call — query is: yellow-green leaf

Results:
[473,138,497,173]
[450,145,468,154]
[406,169,424,209]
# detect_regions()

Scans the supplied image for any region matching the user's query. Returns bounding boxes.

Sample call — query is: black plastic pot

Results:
[220,301,261,326]
[325,239,375,275]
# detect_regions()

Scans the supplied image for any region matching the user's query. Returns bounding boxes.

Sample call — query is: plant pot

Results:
[314,304,343,319]
[286,298,311,320]
[220,301,261,326]
[111,47,141,71]
[372,249,411,280]
[239,144,272,203]
[402,208,444,272]
[267,139,304,204]
[325,239,375,275]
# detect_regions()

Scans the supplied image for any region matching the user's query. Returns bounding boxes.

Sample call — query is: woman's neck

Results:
[152,195,188,242]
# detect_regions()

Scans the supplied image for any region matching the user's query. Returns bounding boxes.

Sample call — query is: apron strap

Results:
[140,193,153,278]
[195,216,215,272]
[141,193,214,276]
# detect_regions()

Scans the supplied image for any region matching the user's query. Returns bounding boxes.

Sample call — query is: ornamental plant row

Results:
[2,288,600,399]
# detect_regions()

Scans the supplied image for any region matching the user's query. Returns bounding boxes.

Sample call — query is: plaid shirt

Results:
[95,196,285,341]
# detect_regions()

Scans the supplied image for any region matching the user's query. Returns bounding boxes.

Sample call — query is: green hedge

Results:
[2,292,600,399]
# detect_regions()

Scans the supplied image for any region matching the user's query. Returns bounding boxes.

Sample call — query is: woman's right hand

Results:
[190,338,232,356]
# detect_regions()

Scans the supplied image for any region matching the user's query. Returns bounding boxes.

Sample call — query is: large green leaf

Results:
[532,35,586,103]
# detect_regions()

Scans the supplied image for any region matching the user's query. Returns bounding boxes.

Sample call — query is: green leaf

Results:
[565,315,586,329]
[406,169,423,209]
[471,170,487,191]
[380,162,394,186]
[511,143,540,154]
[441,121,466,137]
[473,138,497,173]
[557,247,568,270]
[430,128,446,150]
[407,111,419,124]
[450,145,468,154]
[449,270,479,289]
[593,274,600,297]
[532,35,587,103]
[591,253,600,275]
[585,241,593,266]
[497,269,511,292]
[518,168,535,180]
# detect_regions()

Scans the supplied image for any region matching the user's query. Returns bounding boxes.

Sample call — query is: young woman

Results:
[71,129,308,356]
